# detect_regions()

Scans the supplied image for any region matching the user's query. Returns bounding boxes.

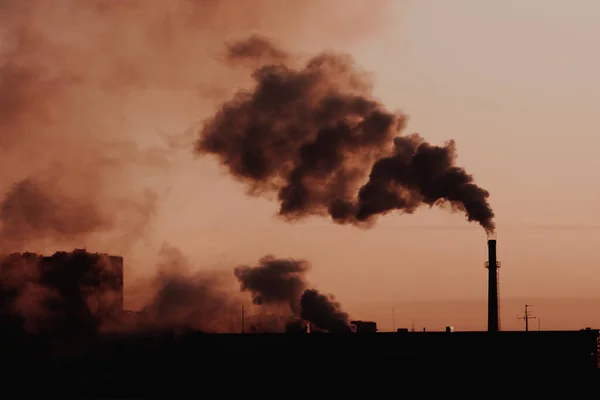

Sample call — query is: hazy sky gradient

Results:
[132,0,600,330]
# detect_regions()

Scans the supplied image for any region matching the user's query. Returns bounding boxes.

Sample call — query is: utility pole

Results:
[411,319,415,332]
[392,308,395,332]
[241,304,245,334]
[517,304,536,332]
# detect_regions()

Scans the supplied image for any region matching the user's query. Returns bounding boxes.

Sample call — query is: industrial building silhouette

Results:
[0,249,123,334]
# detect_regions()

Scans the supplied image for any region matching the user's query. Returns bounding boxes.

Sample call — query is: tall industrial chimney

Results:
[485,237,501,332]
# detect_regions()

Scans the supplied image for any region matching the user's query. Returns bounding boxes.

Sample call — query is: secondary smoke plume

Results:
[0,248,353,335]
[140,244,243,333]
[234,255,354,332]
[234,255,308,315]
[300,289,353,333]
[197,37,495,232]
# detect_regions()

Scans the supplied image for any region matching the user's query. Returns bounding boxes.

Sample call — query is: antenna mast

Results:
[517,304,536,332]
[241,304,245,334]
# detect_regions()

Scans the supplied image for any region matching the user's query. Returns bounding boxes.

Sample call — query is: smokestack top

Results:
[486,236,499,269]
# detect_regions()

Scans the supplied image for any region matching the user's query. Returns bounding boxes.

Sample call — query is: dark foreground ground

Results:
[1,329,599,397]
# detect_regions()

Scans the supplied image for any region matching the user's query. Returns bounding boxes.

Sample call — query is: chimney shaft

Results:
[486,239,500,332]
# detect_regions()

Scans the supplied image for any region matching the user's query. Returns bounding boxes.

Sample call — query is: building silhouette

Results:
[0,249,123,334]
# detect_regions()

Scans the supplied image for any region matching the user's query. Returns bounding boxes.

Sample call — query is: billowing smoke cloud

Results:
[0,0,390,257]
[234,255,354,332]
[197,37,495,232]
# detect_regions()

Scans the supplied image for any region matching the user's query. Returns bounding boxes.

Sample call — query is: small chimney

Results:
[486,236,501,332]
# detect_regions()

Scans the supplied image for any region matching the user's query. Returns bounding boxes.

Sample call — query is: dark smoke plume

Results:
[300,289,353,333]
[234,255,308,315]
[197,38,495,232]
[234,255,354,332]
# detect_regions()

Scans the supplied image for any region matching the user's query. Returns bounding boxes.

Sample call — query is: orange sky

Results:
[8,1,594,331]
[132,0,600,331]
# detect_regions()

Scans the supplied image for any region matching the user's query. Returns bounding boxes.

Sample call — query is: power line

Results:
[187,223,600,233]
[371,224,600,231]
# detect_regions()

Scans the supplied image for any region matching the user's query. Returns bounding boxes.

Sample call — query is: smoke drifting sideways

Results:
[234,255,354,333]
[197,37,496,233]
